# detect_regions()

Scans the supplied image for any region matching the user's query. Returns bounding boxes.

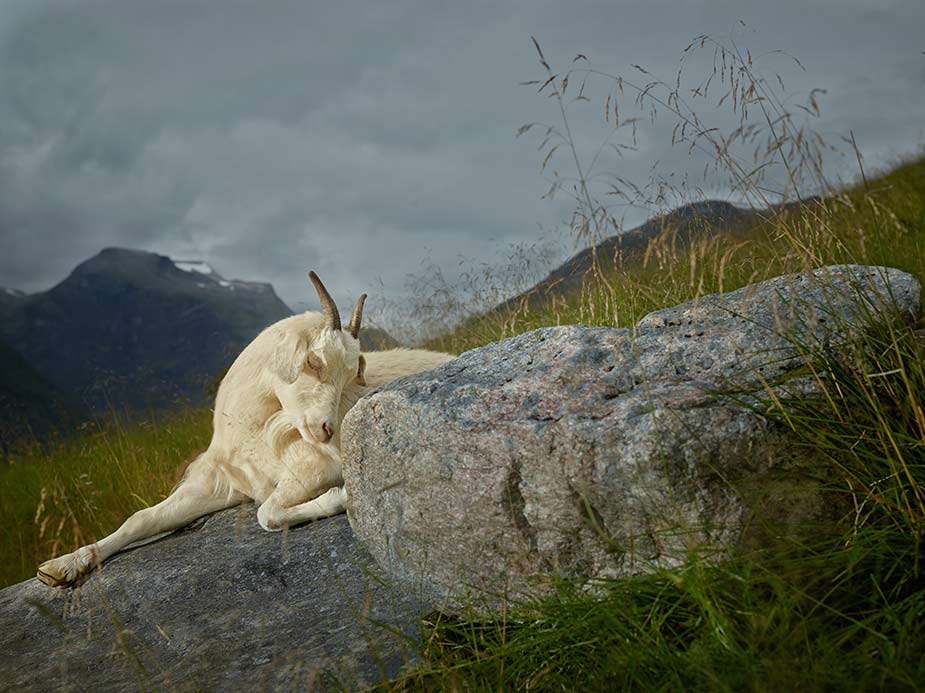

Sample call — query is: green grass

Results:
[387,534,925,690]
[0,408,211,587]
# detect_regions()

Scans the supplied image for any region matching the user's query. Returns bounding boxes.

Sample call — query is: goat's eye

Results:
[307,354,321,371]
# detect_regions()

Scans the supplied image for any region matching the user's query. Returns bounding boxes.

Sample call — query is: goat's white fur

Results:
[37,301,453,587]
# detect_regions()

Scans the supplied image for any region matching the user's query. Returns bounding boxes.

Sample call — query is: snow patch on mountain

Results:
[175,260,244,291]
[175,260,216,276]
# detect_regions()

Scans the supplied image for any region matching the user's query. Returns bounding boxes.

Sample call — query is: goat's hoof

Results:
[37,547,96,587]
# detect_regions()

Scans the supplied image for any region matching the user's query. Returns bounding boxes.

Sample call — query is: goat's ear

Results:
[355,354,367,386]
[271,331,309,384]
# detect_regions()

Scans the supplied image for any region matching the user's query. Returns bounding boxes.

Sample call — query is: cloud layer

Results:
[0,0,922,316]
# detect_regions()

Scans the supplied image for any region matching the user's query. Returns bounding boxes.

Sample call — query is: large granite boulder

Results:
[0,508,425,691]
[343,265,920,610]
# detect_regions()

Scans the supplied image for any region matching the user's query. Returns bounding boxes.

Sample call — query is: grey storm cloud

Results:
[0,0,922,316]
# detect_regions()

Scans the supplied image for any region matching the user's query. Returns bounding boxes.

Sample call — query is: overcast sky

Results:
[0,0,922,318]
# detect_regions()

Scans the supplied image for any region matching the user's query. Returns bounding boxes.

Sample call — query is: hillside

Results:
[0,288,25,321]
[520,200,754,303]
[382,156,925,688]
[508,197,828,310]
[0,338,87,460]
[358,326,401,351]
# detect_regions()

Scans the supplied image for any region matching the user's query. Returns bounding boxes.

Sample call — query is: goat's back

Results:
[362,348,455,389]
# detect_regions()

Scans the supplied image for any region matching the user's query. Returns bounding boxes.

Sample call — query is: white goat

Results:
[37,272,454,587]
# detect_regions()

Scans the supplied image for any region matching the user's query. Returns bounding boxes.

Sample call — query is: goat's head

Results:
[270,271,366,446]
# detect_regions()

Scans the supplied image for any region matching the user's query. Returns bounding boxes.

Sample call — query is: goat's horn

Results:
[348,293,366,339]
[308,271,341,331]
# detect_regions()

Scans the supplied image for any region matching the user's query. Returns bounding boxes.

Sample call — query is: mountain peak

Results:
[67,248,277,296]
[71,247,173,280]
[3,246,294,412]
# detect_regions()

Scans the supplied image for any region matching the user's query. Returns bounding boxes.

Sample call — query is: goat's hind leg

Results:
[255,442,347,532]
[37,457,244,587]
[257,481,346,532]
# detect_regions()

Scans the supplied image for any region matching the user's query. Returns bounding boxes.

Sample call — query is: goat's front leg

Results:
[37,461,243,587]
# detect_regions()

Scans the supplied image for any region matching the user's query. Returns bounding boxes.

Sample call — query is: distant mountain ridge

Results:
[0,248,401,424]
[1,248,294,414]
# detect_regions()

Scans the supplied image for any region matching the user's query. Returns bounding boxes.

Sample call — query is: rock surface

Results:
[0,508,425,691]
[343,265,921,610]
